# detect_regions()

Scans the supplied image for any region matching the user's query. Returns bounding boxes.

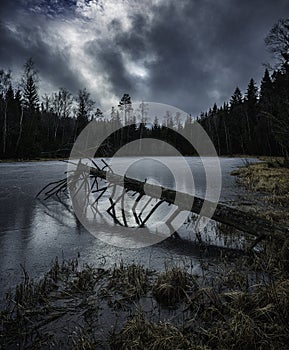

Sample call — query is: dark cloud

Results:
[113,13,150,60]
[0,20,84,94]
[86,40,134,93]
[0,0,288,113]
[106,0,288,113]
[23,0,77,17]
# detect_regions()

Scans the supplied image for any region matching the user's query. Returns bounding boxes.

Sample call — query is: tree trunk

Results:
[73,163,289,240]
[16,106,24,153]
[284,150,289,167]
[2,102,7,155]
[224,120,230,154]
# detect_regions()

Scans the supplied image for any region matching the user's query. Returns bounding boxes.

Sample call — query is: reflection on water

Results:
[0,157,258,299]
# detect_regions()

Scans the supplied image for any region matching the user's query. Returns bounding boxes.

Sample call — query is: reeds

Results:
[110,310,197,350]
[152,267,195,306]
[2,236,289,349]
[107,262,151,299]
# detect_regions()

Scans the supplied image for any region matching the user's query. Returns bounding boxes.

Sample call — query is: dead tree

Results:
[37,160,289,245]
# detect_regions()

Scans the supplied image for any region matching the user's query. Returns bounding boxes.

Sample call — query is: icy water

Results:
[0,157,258,298]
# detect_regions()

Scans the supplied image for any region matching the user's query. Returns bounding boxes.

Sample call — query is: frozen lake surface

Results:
[0,157,258,299]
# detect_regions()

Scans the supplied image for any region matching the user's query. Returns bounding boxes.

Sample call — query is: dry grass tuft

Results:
[70,265,98,292]
[110,311,198,350]
[152,267,195,306]
[70,327,97,350]
[107,263,150,299]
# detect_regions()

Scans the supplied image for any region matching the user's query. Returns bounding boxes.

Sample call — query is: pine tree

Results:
[259,69,273,110]
[94,108,103,120]
[229,87,244,153]
[118,93,132,145]
[256,69,275,155]
[118,93,132,125]
[21,58,39,112]
[244,78,258,153]
[230,87,243,107]
[245,79,258,106]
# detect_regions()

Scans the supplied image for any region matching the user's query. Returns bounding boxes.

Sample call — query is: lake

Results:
[0,157,257,299]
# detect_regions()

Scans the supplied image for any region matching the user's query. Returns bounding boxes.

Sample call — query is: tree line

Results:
[0,58,98,159]
[0,62,194,159]
[0,19,288,159]
[199,18,289,158]
[198,70,284,156]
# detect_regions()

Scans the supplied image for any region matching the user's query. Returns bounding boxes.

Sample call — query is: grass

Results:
[107,262,151,300]
[109,248,289,349]
[199,277,289,349]
[231,160,289,195]
[231,159,289,225]
[1,246,289,349]
[70,327,98,350]
[152,267,195,306]
[110,310,198,350]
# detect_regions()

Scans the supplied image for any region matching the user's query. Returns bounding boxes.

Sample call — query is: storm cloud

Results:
[0,0,287,114]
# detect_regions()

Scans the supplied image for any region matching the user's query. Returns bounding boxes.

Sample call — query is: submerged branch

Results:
[37,161,289,241]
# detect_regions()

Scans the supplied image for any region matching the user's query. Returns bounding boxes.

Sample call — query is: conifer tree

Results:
[244,79,258,152]
[259,69,273,110]
[21,58,39,112]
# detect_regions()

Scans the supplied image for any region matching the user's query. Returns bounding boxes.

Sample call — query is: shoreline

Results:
[0,154,270,164]
[0,157,69,163]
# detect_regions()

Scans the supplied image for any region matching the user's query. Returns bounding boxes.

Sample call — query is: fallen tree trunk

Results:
[70,162,289,241]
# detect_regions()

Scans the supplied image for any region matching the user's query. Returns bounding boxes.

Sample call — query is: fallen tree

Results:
[37,160,289,246]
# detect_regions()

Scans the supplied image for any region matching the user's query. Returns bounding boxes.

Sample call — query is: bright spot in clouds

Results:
[0,0,287,113]
[125,60,148,79]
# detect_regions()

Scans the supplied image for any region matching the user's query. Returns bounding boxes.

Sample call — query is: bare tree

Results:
[51,88,73,141]
[15,90,24,153]
[265,18,289,66]
[265,19,289,164]
[74,88,95,141]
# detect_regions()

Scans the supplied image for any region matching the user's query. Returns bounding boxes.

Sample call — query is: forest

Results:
[0,19,288,160]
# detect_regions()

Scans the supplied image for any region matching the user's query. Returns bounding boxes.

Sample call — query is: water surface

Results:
[0,157,257,298]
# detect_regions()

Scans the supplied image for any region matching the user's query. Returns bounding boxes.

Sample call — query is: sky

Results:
[0,0,288,116]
